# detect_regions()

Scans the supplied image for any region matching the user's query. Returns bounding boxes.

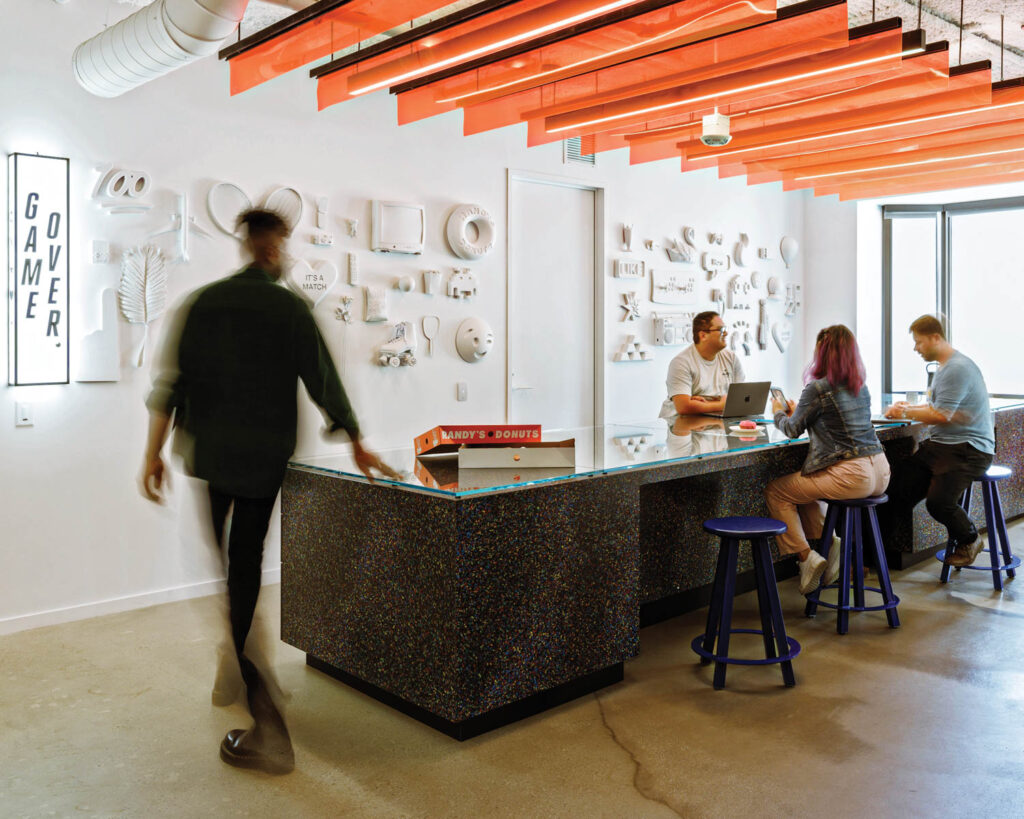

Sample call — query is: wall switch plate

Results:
[15,402,32,427]
[456,382,468,402]
[92,240,111,264]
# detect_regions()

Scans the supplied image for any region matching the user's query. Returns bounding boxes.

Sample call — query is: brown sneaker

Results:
[948,537,986,567]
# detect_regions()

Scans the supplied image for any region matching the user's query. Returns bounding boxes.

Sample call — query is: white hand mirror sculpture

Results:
[780,235,799,269]
[455,317,494,362]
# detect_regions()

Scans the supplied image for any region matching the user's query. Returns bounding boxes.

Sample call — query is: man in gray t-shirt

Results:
[883,315,994,567]
[659,311,745,419]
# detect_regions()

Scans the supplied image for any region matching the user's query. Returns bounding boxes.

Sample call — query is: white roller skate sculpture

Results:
[378,321,418,368]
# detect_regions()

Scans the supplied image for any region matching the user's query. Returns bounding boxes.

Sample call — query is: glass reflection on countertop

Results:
[287,418,881,498]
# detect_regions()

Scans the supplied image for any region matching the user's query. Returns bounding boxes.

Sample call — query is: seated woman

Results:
[765,325,890,595]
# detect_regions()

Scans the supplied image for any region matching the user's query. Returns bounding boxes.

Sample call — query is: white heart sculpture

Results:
[287,259,338,307]
[780,235,799,269]
[772,320,793,353]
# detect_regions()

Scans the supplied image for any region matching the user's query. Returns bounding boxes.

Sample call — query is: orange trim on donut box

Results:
[414,424,542,456]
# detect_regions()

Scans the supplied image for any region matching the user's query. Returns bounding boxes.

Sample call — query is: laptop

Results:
[701,381,771,420]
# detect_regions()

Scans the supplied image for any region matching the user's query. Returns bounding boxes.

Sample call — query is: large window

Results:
[883,198,1024,398]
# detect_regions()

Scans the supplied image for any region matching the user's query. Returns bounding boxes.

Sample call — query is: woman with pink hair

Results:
[765,325,890,596]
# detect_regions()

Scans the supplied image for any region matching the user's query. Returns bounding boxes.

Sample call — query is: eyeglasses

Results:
[707,327,727,335]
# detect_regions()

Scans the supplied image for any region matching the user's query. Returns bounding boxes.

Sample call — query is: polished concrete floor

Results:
[3,524,1023,818]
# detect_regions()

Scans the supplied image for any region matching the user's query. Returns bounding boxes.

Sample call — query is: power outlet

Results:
[92,240,111,264]
[456,382,468,402]
[15,402,32,427]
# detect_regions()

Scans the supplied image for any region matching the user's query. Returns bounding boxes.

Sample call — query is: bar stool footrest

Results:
[812,586,900,612]
[935,550,1021,573]
[690,629,801,665]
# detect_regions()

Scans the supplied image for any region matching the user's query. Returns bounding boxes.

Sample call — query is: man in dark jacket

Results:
[141,209,396,774]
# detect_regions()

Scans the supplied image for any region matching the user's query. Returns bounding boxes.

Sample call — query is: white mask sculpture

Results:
[455,317,494,363]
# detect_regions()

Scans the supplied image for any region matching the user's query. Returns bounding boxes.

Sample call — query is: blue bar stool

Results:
[805,495,900,634]
[937,465,1020,591]
[691,517,800,690]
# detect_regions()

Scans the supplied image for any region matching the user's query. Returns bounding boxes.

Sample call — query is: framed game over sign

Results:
[8,153,69,385]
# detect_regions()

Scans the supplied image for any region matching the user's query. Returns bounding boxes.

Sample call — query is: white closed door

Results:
[508,176,596,430]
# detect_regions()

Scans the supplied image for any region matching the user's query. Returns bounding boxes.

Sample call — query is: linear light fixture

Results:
[544,36,922,134]
[346,0,643,96]
[795,143,1024,181]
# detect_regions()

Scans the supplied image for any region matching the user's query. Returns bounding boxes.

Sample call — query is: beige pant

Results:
[764,453,891,556]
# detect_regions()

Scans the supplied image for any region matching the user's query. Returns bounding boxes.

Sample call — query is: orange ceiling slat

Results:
[828,163,1024,201]
[681,64,994,165]
[389,0,777,124]
[225,0,456,95]
[454,1,849,136]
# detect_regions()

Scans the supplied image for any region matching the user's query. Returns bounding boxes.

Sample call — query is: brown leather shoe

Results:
[947,538,986,568]
[220,729,294,775]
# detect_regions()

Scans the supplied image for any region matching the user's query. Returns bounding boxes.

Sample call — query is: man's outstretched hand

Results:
[352,440,402,483]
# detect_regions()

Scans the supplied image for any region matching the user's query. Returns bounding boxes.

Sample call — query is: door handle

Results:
[511,385,536,391]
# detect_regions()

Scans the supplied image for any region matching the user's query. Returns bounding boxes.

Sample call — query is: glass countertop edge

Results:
[287,421,911,498]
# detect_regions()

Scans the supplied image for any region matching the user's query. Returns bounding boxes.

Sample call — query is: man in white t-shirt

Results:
[659,311,745,419]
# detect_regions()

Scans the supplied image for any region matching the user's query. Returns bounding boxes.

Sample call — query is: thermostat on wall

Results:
[371,200,425,254]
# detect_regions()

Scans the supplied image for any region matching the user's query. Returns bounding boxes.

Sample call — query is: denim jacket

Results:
[774,378,883,475]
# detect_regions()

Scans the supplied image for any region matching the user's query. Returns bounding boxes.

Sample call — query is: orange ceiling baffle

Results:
[221,0,461,95]
[458,0,850,136]
[828,163,1024,201]
[390,0,784,127]
[681,63,993,166]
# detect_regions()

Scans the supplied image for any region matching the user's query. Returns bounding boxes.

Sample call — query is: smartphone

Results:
[770,387,787,405]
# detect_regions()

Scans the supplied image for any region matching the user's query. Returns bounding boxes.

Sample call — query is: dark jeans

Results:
[883,440,993,546]
[207,487,278,657]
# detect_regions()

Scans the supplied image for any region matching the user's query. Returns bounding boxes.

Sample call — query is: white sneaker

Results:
[798,550,827,595]
[824,535,842,585]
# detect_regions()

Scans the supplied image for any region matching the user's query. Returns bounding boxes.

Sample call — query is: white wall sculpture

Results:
[620,292,641,321]
[421,315,440,356]
[682,226,698,248]
[730,320,752,356]
[118,245,167,367]
[651,269,696,305]
[150,192,210,263]
[394,275,415,293]
[758,299,769,351]
[780,235,800,269]
[287,258,338,307]
[785,282,802,317]
[613,335,653,362]
[455,317,494,363]
[335,295,353,323]
[92,165,152,214]
[447,268,478,299]
[364,285,388,322]
[653,313,694,346]
[348,252,359,285]
[208,183,303,237]
[378,321,418,367]
[701,249,730,279]
[665,238,694,263]
[767,275,782,300]
[772,320,793,352]
[264,187,303,230]
[75,288,120,382]
[614,259,645,279]
[733,233,748,267]
[446,204,495,260]
[726,274,754,311]
[422,269,441,295]
[622,223,633,252]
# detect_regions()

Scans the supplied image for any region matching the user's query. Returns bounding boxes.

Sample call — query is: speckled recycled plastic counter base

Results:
[280,412,1021,739]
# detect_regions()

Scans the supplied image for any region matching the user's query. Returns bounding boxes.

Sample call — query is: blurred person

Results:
[765,326,890,596]
[882,315,994,567]
[141,209,397,775]
[659,311,745,419]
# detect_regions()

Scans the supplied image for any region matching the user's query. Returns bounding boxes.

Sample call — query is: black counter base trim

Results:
[305,655,624,741]
[640,560,799,628]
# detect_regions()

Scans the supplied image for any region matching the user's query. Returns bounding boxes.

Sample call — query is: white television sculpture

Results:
[371,200,425,255]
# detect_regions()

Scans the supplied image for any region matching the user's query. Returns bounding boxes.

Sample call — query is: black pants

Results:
[207,487,278,658]
[883,440,993,545]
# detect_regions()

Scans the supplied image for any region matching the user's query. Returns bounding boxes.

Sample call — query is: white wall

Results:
[802,194,858,360]
[1,1,808,632]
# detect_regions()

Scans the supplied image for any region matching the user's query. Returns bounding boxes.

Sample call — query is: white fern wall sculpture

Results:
[118,245,167,367]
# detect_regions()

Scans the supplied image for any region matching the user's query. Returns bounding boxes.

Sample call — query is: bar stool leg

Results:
[755,538,796,687]
[982,483,1004,592]
[992,484,1016,580]
[805,502,841,618]
[700,539,732,665]
[751,539,778,660]
[941,486,972,583]
[712,541,740,690]
[866,507,900,628]
[852,508,866,611]
[837,509,854,635]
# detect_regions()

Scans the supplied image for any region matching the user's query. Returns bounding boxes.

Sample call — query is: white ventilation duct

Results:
[73,0,250,97]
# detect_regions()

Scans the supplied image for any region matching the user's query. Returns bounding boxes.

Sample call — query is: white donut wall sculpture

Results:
[446,204,496,260]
